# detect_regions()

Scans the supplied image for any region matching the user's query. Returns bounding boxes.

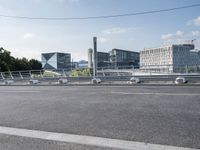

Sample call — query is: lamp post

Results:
[93,37,97,79]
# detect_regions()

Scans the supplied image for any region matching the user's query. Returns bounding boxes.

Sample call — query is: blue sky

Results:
[0,0,200,61]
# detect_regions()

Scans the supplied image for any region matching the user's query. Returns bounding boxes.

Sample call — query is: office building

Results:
[140,43,200,72]
[41,52,71,70]
[109,49,139,68]
[97,52,110,68]
[88,49,110,68]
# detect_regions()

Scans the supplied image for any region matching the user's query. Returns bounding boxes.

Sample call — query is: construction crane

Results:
[191,39,196,44]
[183,39,196,44]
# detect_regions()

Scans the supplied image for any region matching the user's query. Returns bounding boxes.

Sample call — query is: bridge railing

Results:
[0,64,200,81]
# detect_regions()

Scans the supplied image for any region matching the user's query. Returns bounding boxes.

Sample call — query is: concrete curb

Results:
[0,84,200,86]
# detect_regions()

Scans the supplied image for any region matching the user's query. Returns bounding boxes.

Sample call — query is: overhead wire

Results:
[0,3,199,20]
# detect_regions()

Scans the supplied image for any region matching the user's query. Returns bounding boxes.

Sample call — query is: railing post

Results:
[1,72,5,80]
[132,66,135,76]
[89,69,92,77]
[149,65,152,76]
[103,70,105,77]
[185,65,188,74]
[29,71,33,78]
[40,70,44,78]
[9,71,14,79]
[102,68,105,77]
[62,69,66,77]
[19,71,23,79]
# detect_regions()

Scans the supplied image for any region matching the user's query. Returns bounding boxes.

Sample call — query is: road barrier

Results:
[0,69,200,85]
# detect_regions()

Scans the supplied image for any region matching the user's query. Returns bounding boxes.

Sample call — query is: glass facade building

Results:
[109,49,140,68]
[88,49,139,69]
[88,50,110,68]
[97,52,110,68]
[41,52,71,70]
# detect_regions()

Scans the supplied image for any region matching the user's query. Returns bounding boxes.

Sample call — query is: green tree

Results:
[0,47,42,72]
[29,59,42,70]
[13,58,31,71]
[70,68,92,77]
[0,47,13,71]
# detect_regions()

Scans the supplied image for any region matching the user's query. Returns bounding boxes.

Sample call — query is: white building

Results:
[140,44,200,72]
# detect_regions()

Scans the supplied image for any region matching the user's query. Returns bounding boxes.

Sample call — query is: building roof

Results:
[141,43,195,52]
[111,48,139,53]
[41,52,71,55]
[97,51,109,54]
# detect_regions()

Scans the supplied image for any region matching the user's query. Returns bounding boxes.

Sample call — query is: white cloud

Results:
[192,31,200,36]
[176,30,184,36]
[98,37,110,43]
[161,33,174,40]
[11,48,42,60]
[187,16,200,26]
[161,30,200,48]
[161,30,184,40]
[102,27,137,35]
[23,33,35,39]
[103,28,127,34]
[193,16,200,26]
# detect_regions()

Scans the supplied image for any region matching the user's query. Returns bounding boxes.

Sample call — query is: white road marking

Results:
[110,92,200,96]
[0,91,40,93]
[0,126,197,150]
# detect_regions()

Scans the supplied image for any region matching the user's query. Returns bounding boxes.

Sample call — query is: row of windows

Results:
[141,48,172,54]
[141,62,172,66]
[141,55,172,59]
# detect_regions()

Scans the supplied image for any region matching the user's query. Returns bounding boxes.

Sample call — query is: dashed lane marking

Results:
[109,92,200,96]
[0,91,40,93]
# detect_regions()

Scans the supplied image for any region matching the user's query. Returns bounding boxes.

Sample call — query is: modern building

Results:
[41,52,71,70]
[109,49,140,68]
[140,43,200,72]
[72,60,88,69]
[97,52,110,68]
[77,60,88,69]
[88,49,110,68]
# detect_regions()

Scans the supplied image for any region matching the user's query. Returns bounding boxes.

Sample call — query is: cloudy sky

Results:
[0,0,200,61]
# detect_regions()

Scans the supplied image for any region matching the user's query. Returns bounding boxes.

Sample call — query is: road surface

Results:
[0,86,199,149]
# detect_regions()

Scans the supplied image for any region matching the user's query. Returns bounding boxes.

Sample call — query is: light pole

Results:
[93,37,97,79]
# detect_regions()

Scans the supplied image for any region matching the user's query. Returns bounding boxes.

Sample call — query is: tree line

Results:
[0,47,42,72]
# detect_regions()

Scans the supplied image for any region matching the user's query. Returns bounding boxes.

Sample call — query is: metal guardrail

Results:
[0,70,66,80]
[0,69,200,84]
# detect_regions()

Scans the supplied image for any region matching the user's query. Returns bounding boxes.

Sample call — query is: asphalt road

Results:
[0,134,120,150]
[0,86,199,149]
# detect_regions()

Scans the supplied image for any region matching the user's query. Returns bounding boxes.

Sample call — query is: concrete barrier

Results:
[4,80,14,85]
[91,78,101,84]
[175,76,187,84]
[58,79,68,84]
[29,80,40,85]
[129,77,141,84]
